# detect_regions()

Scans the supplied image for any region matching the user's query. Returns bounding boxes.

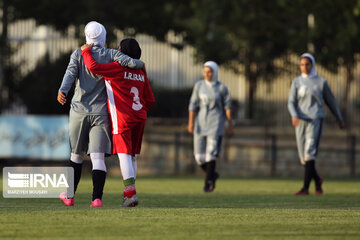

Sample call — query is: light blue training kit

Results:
[189,61,232,164]
[288,53,343,164]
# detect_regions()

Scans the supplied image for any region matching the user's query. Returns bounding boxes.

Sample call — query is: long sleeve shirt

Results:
[288,75,343,122]
[189,80,232,136]
[81,48,155,134]
[58,46,144,115]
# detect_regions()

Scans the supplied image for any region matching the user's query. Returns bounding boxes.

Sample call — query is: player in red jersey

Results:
[81,38,155,207]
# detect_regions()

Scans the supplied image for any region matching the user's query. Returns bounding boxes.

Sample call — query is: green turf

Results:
[1,177,360,240]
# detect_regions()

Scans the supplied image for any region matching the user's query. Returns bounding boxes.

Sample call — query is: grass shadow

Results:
[1,192,359,211]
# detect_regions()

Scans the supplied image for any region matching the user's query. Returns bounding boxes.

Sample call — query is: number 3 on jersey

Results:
[130,87,143,111]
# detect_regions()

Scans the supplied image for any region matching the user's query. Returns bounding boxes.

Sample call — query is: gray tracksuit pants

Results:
[295,118,323,165]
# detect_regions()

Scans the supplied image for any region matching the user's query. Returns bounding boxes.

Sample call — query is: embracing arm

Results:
[110,49,144,69]
[81,47,122,78]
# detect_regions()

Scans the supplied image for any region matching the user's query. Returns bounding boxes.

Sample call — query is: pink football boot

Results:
[60,192,74,206]
[90,198,103,207]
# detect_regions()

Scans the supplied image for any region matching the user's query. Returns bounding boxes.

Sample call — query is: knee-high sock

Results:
[132,155,138,180]
[307,160,321,189]
[205,161,216,185]
[308,160,320,181]
[118,153,135,180]
[118,153,136,198]
[92,170,106,201]
[70,153,83,195]
[90,153,107,172]
[200,163,206,172]
[90,153,107,201]
[303,161,313,190]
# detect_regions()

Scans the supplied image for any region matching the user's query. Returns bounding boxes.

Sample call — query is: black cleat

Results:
[204,180,214,193]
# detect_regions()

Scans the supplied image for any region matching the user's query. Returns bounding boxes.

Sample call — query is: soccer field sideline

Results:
[1,177,360,240]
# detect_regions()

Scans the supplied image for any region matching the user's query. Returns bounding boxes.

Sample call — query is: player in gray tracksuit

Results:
[188,61,233,192]
[288,53,345,195]
[57,21,144,206]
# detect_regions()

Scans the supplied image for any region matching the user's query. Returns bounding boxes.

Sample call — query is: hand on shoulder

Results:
[81,43,93,51]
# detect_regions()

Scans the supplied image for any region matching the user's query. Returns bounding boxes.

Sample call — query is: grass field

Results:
[1,177,360,240]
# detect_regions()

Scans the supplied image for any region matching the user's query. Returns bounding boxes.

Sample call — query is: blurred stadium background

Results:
[0,0,359,178]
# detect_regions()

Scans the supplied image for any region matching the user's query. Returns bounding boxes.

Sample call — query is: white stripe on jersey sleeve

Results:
[105,80,118,134]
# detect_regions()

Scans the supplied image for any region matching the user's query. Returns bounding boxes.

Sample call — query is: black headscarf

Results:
[120,38,141,59]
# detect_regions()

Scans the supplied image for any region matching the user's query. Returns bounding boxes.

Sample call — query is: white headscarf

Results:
[204,61,219,84]
[84,21,107,48]
[300,53,317,78]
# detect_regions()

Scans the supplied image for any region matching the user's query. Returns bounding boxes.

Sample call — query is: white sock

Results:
[118,153,135,180]
[90,152,107,172]
[70,153,83,164]
[132,155,137,179]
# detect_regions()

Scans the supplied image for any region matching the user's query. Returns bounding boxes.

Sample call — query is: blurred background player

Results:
[188,61,233,192]
[80,38,155,207]
[57,22,144,207]
[288,53,345,195]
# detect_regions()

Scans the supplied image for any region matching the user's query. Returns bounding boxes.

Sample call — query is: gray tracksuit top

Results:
[288,75,343,122]
[189,80,232,136]
[58,46,143,115]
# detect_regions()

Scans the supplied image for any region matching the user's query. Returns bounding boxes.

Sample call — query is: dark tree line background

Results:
[1,0,360,120]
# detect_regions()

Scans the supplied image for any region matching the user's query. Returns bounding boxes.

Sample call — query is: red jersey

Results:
[81,48,155,134]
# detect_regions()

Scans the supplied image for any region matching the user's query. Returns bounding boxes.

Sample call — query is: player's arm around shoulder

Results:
[109,48,144,69]
[80,44,99,71]
[80,44,122,78]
